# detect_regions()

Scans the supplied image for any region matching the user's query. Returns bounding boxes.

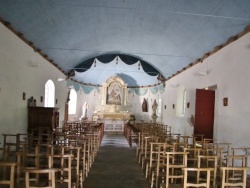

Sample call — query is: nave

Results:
[83,134,150,188]
[1,122,250,188]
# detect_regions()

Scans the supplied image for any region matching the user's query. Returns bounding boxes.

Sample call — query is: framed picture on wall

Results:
[106,81,122,105]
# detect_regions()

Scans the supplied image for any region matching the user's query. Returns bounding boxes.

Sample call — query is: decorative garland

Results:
[67,80,164,96]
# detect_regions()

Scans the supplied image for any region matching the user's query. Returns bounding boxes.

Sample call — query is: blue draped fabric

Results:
[158,83,165,93]
[133,88,148,96]
[150,87,158,94]
[67,80,74,88]
[73,83,80,92]
[81,85,97,94]
[72,54,160,76]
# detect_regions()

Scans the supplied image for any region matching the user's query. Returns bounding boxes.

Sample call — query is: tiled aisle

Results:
[83,134,150,188]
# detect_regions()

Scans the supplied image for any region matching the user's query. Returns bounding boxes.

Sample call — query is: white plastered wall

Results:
[161,32,250,150]
[0,23,68,146]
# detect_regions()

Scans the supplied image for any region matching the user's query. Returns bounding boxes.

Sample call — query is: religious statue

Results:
[80,102,88,121]
[151,99,158,123]
[142,98,148,112]
[152,99,158,115]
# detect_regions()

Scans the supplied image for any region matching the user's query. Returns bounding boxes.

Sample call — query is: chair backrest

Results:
[226,155,248,167]
[183,148,201,167]
[220,167,248,188]
[49,153,73,188]
[17,150,50,184]
[197,155,219,187]
[147,143,172,179]
[215,143,231,165]
[0,162,16,188]
[162,151,188,188]
[183,167,213,188]
[25,168,58,188]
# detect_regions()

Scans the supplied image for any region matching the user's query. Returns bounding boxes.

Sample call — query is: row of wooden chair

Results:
[131,122,249,188]
[0,121,104,188]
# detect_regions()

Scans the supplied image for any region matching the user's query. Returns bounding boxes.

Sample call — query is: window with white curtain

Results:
[44,79,55,107]
[157,93,162,117]
[68,89,77,114]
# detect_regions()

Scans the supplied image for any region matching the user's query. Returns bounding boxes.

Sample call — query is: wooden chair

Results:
[215,143,231,166]
[17,151,51,184]
[225,154,248,183]
[197,155,218,187]
[84,134,95,175]
[177,135,195,148]
[159,151,188,188]
[137,133,150,163]
[141,136,159,170]
[78,139,87,183]
[220,167,249,188]
[49,153,73,188]
[0,162,17,188]
[25,168,59,188]
[2,134,18,162]
[183,148,201,167]
[183,167,213,188]
[226,154,248,167]
[67,146,82,188]
[231,147,250,167]
[146,143,170,179]
[193,134,204,142]
[150,144,174,188]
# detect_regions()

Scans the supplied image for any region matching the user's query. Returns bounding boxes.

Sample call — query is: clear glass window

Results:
[44,79,55,107]
[68,89,77,114]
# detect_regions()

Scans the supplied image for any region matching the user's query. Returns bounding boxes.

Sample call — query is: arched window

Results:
[157,93,162,116]
[182,89,187,115]
[176,86,186,117]
[44,79,55,107]
[68,89,77,114]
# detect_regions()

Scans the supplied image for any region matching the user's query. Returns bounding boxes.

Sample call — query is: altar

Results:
[93,111,130,132]
[93,76,132,133]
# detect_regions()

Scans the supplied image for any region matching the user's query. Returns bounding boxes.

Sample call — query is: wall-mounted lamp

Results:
[187,102,190,108]
[164,105,166,110]
[223,97,228,106]
[40,96,43,102]
[173,104,175,109]
[22,92,26,100]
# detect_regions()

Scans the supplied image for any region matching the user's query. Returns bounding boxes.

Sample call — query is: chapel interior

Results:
[1,1,250,188]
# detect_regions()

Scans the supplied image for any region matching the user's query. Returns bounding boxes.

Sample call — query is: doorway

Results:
[194,89,215,139]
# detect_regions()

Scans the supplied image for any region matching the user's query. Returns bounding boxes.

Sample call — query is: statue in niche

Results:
[106,81,121,105]
[152,99,158,115]
[80,102,88,121]
[142,98,148,112]
[151,99,158,123]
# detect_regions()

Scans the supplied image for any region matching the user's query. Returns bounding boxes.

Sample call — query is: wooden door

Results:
[194,89,215,139]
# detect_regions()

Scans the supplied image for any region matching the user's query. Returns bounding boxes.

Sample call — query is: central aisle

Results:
[83,134,150,188]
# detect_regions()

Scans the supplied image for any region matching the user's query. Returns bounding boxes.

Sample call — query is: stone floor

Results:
[83,133,150,188]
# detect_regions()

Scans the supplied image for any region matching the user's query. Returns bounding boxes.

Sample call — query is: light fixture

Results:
[116,56,118,65]
[28,61,41,68]
[138,61,141,70]
[94,59,96,67]
[57,77,65,82]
